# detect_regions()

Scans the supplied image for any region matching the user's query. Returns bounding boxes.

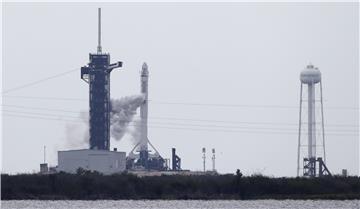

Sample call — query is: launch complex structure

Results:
[42,8,334,177]
[80,8,122,151]
[52,8,183,175]
[80,8,169,171]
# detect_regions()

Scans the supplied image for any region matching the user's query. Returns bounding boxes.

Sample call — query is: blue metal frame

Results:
[81,53,122,150]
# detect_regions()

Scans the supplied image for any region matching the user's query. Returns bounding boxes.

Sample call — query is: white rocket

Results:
[126,62,161,159]
[139,62,149,152]
[126,63,163,164]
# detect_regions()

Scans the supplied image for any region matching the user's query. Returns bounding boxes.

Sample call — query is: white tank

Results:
[300,64,321,84]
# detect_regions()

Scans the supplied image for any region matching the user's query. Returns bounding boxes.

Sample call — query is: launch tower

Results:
[80,8,122,150]
[56,8,127,175]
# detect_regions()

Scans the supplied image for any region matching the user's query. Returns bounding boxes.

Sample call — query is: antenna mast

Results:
[97,8,102,54]
[44,146,46,164]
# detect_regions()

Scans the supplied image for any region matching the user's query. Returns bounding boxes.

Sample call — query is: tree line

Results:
[2,170,359,200]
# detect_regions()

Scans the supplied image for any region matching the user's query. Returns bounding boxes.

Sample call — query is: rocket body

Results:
[127,62,165,170]
[140,63,149,152]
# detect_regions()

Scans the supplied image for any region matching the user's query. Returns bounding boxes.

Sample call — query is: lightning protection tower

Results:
[297,64,331,177]
[212,148,216,171]
[80,8,122,150]
[202,147,206,172]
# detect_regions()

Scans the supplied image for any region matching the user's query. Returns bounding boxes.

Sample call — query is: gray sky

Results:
[2,2,359,176]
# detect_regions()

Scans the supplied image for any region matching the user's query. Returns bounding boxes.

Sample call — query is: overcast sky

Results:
[2,2,359,176]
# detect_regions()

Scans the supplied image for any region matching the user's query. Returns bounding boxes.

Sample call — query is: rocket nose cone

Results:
[141,62,149,75]
[142,62,148,70]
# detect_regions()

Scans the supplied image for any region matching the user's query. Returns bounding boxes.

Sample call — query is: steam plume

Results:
[110,94,145,141]
[64,111,89,149]
[127,118,143,146]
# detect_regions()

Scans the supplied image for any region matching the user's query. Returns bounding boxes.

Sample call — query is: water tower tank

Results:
[300,64,321,84]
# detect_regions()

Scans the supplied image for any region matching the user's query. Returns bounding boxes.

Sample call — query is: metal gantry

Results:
[80,8,122,150]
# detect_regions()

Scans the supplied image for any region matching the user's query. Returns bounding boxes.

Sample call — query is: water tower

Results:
[297,64,331,177]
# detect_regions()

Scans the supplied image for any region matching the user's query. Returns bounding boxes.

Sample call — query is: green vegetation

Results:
[1,170,359,200]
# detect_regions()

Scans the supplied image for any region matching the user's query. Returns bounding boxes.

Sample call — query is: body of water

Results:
[2,200,360,209]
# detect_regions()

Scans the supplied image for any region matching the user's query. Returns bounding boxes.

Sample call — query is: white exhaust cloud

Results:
[64,111,89,149]
[110,94,145,141]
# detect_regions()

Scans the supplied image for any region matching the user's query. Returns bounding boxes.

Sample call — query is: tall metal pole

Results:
[44,146,46,164]
[320,81,326,163]
[97,8,102,54]
[297,83,303,177]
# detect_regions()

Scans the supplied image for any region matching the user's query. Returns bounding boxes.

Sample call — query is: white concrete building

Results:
[58,149,126,175]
